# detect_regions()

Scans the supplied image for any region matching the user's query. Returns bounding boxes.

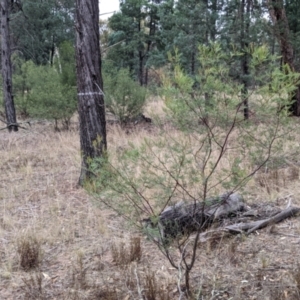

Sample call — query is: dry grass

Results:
[1,108,300,299]
[111,237,142,266]
[17,234,41,271]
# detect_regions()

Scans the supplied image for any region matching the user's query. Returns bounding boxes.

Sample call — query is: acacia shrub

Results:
[92,44,299,296]
[104,67,147,124]
[13,45,77,129]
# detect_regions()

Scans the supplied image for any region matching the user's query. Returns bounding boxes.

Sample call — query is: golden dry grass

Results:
[1,107,300,299]
[0,122,175,299]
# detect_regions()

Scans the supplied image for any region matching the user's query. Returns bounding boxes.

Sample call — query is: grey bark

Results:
[240,0,251,120]
[143,193,245,241]
[143,192,300,243]
[198,205,300,243]
[1,0,17,132]
[225,206,300,234]
[75,0,107,185]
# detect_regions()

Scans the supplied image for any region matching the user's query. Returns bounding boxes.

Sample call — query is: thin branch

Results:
[0,120,31,131]
[101,39,126,54]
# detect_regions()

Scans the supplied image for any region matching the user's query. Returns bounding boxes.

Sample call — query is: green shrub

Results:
[28,65,76,127]
[13,43,77,129]
[94,44,297,232]
[92,44,299,295]
[104,68,147,124]
[12,58,33,118]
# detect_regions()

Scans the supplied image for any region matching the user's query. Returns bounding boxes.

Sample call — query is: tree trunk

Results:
[191,50,195,76]
[137,11,143,86]
[240,0,251,120]
[144,10,156,86]
[138,50,144,86]
[1,0,17,132]
[267,0,300,116]
[75,0,107,185]
[210,0,218,42]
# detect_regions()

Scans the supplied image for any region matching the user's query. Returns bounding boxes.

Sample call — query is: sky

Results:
[99,0,120,19]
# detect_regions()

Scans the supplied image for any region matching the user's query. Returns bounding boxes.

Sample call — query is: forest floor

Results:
[2,100,300,299]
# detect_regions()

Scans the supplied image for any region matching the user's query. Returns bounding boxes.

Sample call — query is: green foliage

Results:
[94,43,297,224]
[12,57,33,118]
[106,0,161,84]
[55,41,76,87]
[104,68,147,124]
[286,0,300,70]
[10,0,75,65]
[104,0,272,83]
[26,65,76,122]
[159,0,211,75]
[13,54,77,127]
[92,42,299,296]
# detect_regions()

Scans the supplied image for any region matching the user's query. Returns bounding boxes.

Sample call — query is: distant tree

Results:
[267,0,300,116]
[75,0,107,185]
[164,0,210,75]
[155,0,223,76]
[285,0,300,71]
[99,19,112,52]
[240,0,251,119]
[1,0,17,131]
[9,0,75,65]
[107,0,161,85]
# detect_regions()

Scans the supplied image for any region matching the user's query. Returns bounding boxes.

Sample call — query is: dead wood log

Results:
[142,192,300,244]
[194,206,300,244]
[143,193,246,241]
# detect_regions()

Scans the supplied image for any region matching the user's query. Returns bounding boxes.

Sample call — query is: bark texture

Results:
[75,0,107,185]
[225,206,300,234]
[240,0,250,120]
[1,0,17,132]
[143,193,300,243]
[268,0,300,116]
[143,193,245,240]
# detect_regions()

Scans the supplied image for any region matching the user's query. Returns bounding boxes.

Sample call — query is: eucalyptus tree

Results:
[107,0,162,85]
[1,0,17,131]
[267,0,300,116]
[75,0,107,185]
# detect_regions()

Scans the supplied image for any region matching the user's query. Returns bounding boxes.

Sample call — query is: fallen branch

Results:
[225,206,300,234]
[0,118,31,131]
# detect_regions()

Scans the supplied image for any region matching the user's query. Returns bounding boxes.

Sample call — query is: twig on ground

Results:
[134,264,143,300]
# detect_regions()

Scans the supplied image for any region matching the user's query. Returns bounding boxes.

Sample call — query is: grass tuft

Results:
[17,234,41,271]
[21,272,45,300]
[143,268,170,300]
[111,236,142,266]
